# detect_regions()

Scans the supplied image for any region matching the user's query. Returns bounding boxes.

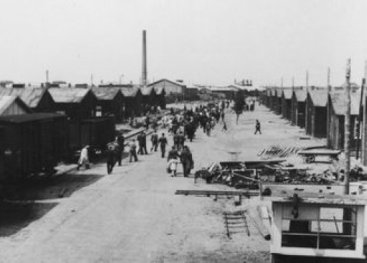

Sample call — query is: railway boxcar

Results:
[0,113,68,180]
[67,117,115,161]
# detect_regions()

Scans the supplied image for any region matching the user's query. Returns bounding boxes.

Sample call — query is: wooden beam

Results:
[175,190,259,197]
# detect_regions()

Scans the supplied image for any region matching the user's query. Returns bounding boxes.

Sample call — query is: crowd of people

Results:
[76,99,262,176]
[102,101,229,176]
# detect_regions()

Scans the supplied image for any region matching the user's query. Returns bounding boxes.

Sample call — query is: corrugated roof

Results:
[294,89,307,102]
[48,87,90,103]
[120,87,139,97]
[92,87,121,100]
[308,88,328,107]
[0,87,47,108]
[330,90,360,116]
[0,96,17,115]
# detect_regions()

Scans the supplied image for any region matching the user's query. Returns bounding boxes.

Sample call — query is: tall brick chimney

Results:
[141,30,147,86]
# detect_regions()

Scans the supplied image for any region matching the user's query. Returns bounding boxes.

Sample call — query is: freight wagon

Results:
[0,113,68,180]
[68,117,116,161]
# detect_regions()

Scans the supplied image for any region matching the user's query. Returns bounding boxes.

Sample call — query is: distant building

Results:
[206,86,238,100]
[148,79,186,94]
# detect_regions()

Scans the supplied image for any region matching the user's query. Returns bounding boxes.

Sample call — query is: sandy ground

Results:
[0,103,331,263]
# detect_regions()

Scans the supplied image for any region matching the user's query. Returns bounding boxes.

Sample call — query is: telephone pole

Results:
[306,70,309,87]
[344,58,351,195]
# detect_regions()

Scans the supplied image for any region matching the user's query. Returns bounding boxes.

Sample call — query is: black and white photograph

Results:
[0,0,367,262]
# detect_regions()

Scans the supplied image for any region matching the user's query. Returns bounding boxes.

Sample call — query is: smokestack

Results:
[142,30,147,86]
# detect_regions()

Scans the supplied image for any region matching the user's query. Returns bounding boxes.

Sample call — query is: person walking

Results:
[106,142,116,174]
[158,133,168,158]
[150,130,159,152]
[180,146,193,177]
[116,134,125,166]
[145,115,150,130]
[220,110,225,123]
[178,131,185,150]
[142,131,148,154]
[254,119,262,135]
[167,146,180,177]
[129,139,138,162]
[137,132,147,155]
[77,145,90,170]
[205,121,211,136]
[137,133,144,155]
[173,132,179,149]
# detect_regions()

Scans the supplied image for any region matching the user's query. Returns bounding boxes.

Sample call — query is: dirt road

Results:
[0,104,322,263]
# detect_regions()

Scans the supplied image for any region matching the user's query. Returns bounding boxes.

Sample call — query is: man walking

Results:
[116,134,125,166]
[254,119,262,135]
[137,132,147,155]
[150,130,159,152]
[142,131,148,154]
[77,145,90,170]
[129,139,138,162]
[180,146,193,177]
[178,131,185,150]
[158,133,168,158]
[106,142,116,174]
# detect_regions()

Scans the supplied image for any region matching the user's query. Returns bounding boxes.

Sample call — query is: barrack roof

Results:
[48,87,91,103]
[294,89,307,102]
[92,87,121,100]
[329,89,360,116]
[0,96,20,115]
[153,86,165,95]
[140,86,155,96]
[308,88,328,107]
[119,87,140,97]
[283,89,293,99]
[0,87,48,108]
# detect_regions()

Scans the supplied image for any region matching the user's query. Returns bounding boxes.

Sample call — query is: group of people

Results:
[76,100,231,177]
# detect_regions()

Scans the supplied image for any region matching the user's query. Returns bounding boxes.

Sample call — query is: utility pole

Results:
[46,70,49,83]
[356,77,365,160]
[91,74,94,87]
[281,77,283,88]
[306,70,309,87]
[361,61,367,165]
[292,77,295,88]
[344,58,351,195]
[327,67,331,91]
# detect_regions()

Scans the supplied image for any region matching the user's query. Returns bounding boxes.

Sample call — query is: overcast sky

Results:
[0,0,366,86]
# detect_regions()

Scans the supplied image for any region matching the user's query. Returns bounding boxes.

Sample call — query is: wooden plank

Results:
[298,150,341,156]
[175,189,259,197]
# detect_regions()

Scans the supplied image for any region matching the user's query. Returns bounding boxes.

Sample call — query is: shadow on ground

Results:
[3,172,104,201]
[0,201,57,237]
